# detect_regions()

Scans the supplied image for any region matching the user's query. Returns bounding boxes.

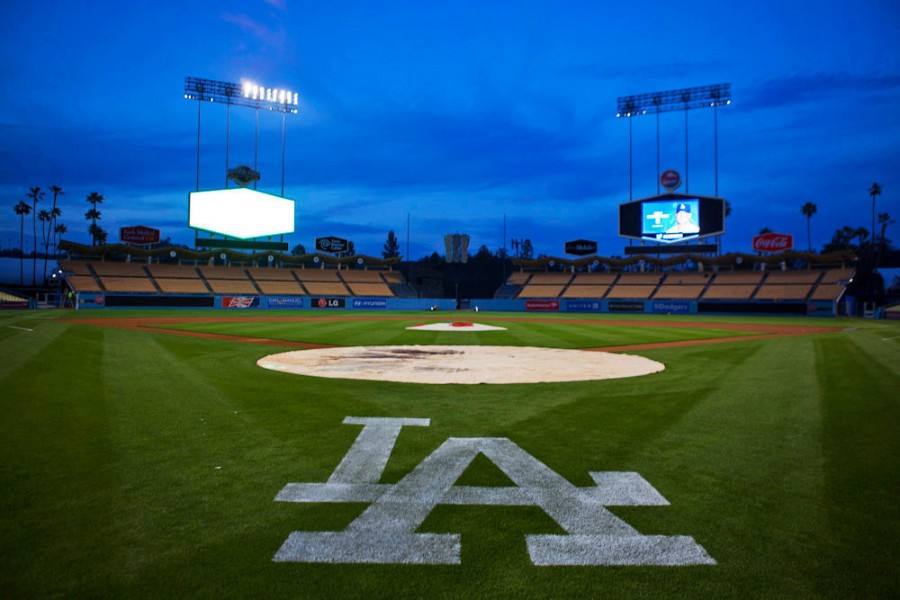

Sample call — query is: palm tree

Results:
[14,200,31,285]
[38,210,52,282]
[84,192,104,245]
[54,223,68,254]
[48,185,64,254]
[869,182,882,251]
[801,202,817,252]
[876,212,895,267]
[26,187,44,284]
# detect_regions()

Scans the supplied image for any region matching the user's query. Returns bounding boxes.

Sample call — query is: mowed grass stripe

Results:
[815,330,900,598]
[0,325,119,596]
[0,316,70,380]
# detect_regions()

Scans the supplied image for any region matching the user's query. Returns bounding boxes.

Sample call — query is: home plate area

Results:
[406,321,507,331]
[257,345,665,384]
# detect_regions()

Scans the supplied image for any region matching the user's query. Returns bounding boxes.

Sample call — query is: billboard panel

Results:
[619,193,724,243]
[189,188,294,239]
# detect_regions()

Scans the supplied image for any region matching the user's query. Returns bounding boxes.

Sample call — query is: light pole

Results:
[617,83,731,195]
[184,77,299,196]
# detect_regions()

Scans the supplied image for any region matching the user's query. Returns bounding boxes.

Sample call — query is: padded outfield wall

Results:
[74,293,838,316]
[470,298,839,317]
[74,293,457,312]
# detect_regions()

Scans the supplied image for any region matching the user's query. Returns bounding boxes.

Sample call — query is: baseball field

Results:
[1,309,898,598]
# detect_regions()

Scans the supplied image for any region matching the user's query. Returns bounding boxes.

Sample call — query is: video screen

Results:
[189,188,295,239]
[641,199,700,241]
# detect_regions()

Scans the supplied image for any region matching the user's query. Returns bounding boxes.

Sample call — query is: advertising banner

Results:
[312,297,346,309]
[752,232,793,252]
[650,300,692,314]
[266,296,305,309]
[222,296,259,309]
[608,301,645,313]
[352,298,387,309]
[120,225,161,245]
[316,237,350,254]
[525,300,560,311]
[565,300,602,312]
[564,239,597,256]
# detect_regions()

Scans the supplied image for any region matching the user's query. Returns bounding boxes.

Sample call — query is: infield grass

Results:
[1,310,898,598]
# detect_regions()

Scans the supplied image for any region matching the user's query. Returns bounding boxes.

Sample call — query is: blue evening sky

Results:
[1,0,898,260]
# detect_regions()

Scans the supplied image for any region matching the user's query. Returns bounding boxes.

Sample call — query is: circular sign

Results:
[267,255,274,262]
[220,253,227,260]
[317,298,328,308]
[660,169,681,191]
[169,250,177,258]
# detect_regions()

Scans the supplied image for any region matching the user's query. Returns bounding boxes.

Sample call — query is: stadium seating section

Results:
[60,260,406,298]
[503,267,854,303]
[58,259,855,306]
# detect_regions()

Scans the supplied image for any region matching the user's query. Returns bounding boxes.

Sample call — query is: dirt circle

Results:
[256,345,665,385]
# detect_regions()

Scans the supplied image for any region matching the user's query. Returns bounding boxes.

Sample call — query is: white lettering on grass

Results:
[273,417,715,566]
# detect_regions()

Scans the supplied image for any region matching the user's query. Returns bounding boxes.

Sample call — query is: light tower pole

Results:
[184,76,299,196]
[616,83,731,196]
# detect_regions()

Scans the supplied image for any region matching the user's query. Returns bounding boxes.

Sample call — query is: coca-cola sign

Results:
[752,232,793,252]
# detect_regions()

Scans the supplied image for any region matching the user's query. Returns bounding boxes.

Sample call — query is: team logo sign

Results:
[273,417,715,566]
[227,165,261,187]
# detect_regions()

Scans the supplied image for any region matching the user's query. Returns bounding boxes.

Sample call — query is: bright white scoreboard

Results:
[188,188,295,239]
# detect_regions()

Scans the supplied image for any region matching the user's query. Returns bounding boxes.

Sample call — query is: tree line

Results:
[9,186,107,285]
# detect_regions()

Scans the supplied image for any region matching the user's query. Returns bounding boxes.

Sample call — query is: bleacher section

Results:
[752,270,821,301]
[516,272,572,299]
[340,270,395,297]
[653,272,710,300]
[561,273,618,299]
[500,268,854,305]
[700,271,763,300]
[60,260,405,298]
[605,273,662,300]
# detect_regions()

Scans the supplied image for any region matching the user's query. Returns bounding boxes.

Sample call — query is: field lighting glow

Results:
[242,81,299,111]
[188,188,295,239]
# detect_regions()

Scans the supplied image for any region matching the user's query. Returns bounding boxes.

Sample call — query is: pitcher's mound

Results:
[406,322,507,331]
[257,345,664,385]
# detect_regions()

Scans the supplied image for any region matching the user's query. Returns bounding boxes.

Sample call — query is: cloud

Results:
[220,12,286,50]
[741,72,900,112]
[287,102,618,203]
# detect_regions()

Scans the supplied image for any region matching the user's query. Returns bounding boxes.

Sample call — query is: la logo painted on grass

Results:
[273,417,716,566]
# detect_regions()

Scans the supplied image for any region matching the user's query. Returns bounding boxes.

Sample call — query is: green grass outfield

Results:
[1,310,898,598]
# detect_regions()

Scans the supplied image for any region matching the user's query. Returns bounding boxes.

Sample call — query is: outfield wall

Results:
[76,293,456,312]
[471,298,838,317]
[74,293,837,316]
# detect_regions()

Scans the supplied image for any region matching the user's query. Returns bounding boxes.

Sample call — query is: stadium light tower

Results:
[616,83,731,196]
[183,76,299,195]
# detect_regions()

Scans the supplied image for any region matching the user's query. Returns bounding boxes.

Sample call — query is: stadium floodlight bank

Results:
[183,76,299,114]
[616,83,731,117]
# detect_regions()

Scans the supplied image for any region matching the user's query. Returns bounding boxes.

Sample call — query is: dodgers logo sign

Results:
[273,417,715,566]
